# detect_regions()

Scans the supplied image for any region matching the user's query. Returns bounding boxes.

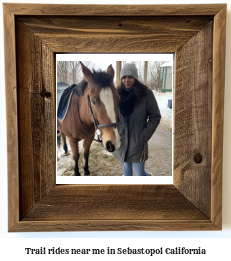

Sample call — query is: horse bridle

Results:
[76,82,119,143]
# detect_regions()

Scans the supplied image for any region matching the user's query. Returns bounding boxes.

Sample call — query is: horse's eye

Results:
[91,100,97,106]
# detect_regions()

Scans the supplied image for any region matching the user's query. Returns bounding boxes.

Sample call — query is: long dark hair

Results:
[117,79,148,103]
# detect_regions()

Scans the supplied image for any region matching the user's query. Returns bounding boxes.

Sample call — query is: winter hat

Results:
[120,63,138,81]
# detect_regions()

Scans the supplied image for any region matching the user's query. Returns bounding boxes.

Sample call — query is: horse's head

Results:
[80,62,121,152]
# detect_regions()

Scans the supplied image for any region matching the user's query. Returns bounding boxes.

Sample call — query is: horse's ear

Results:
[80,61,93,82]
[107,64,114,79]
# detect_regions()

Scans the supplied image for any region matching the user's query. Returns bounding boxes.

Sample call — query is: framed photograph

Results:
[4,3,226,231]
[56,54,173,185]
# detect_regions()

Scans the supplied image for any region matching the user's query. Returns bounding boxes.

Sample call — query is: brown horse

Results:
[57,62,121,176]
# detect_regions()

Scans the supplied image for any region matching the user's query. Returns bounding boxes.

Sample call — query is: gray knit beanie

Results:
[120,63,138,80]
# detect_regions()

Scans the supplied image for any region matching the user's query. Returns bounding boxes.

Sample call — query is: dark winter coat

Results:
[113,88,161,163]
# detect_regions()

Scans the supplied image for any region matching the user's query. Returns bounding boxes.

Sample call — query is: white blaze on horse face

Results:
[99,88,121,150]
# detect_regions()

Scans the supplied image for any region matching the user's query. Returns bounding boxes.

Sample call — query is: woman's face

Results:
[122,76,135,89]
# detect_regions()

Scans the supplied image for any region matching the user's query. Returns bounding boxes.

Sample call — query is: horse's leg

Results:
[68,137,81,176]
[61,132,68,154]
[83,137,93,176]
[57,130,61,161]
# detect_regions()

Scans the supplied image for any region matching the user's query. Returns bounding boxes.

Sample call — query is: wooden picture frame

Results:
[4,3,226,231]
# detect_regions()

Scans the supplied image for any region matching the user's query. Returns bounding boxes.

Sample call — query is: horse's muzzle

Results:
[106,141,115,152]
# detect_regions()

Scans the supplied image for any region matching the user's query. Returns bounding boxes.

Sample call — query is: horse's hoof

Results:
[73,172,81,176]
[84,170,90,176]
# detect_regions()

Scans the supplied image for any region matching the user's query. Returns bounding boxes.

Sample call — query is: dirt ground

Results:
[57,112,172,177]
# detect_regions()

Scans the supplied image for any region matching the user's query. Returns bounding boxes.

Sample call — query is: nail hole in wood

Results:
[194,153,203,164]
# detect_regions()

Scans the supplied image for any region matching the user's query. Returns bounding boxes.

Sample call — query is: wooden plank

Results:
[18,16,213,35]
[40,97,56,197]
[18,16,213,53]
[21,185,208,224]
[16,20,56,217]
[9,185,219,231]
[40,44,56,197]
[17,88,35,218]
[16,20,39,217]
[211,5,226,228]
[3,3,225,16]
[116,61,122,86]
[174,22,213,218]
[11,220,219,232]
[30,94,43,204]
[3,4,19,231]
[38,35,187,53]
[10,219,219,232]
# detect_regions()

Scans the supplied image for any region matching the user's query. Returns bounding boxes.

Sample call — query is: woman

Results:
[113,63,161,176]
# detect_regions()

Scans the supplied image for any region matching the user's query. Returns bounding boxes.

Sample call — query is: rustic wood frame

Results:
[4,4,226,232]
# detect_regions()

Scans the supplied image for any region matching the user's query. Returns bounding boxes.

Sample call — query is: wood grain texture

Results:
[3,4,19,231]
[3,3,225,16]
[12,185,216,232]
[22,185,207,221]
[16,19,56,218]
[174,22,213,218]
[4,3,226,231]
[18,16,213,53]
[211,5,226,228]
[11,220,218,232]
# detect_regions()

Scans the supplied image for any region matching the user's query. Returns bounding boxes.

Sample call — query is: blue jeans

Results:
[123,162,150,176]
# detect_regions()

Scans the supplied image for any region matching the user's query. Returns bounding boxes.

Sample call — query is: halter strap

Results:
[76,95,101,143]
[87,95,118,130]
[87,82,96,90]
[76,82,119,143]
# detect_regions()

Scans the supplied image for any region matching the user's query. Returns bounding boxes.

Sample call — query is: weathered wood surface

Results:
[211,5,226,228]
[18,16,213,53]
[4,3,226,231]
[174,22,213,219]
[3,4,19,232]
[3,3,225,16]
[22,185,207,221]
[13,185,216,232]
[16,19,56,219]
[11,220,218,232]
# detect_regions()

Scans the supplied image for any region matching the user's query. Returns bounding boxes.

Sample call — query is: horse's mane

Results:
[74,70,113,96]
[74,80,87,96]
[92,70,113,88]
